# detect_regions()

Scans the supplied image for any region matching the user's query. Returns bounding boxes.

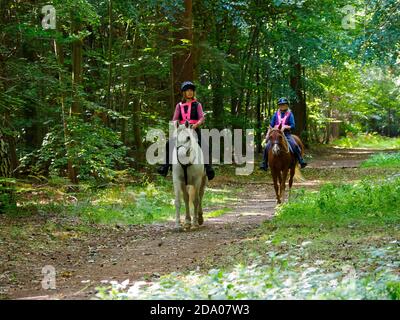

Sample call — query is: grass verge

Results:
[332,133,400,149]
[96,175,400,300]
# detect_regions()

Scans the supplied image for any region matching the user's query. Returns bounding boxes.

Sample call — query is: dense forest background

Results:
[1,0,400,301]
[1,0,399,184]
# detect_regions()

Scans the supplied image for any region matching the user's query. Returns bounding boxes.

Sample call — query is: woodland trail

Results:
[1,147,383,300]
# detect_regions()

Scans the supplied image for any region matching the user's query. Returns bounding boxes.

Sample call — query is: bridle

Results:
[176,144,193,166]
[269,129,290,154]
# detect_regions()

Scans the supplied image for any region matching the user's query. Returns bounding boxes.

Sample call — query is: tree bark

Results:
[71,14,83,116]
[256,65,262,154]
[69,12,82,183]
[0,129,16,213]
[106,0,113,128]
[172,0,194,105]
[289,56,307,137]
[211,17,224,130]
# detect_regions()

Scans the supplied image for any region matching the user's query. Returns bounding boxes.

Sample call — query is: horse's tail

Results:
[294,163,306,182]
[292,134,306,182]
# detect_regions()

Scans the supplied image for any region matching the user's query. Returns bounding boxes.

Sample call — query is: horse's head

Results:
[268,128,289,155]
[174,120,198,165]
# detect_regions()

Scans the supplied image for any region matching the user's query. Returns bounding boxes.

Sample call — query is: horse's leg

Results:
[288,165,296,202]
[198,175,206,225]
[281,169,289,203]
[192,185,200,230]
[272,171,280,204]
[183,186,191,231]
[277,171,283,203]
[174,181,184,231]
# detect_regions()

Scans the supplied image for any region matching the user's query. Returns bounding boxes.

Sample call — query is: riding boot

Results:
[205,164,215,181]
[259,146,269,171]
[157,140,171,176]
[294,146,307,168]
[157,164,169,177]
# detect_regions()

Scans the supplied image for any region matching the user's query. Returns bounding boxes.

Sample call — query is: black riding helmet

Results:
[181,81,196,92]
[277,97,289,105]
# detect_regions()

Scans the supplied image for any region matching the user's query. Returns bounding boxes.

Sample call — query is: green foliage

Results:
[13,177,237,225]
[2,0,400,176]
[76,182,234,224]
[386,282,400,300]
[332,133,400,149]
[18,118,128,182]
[361,152,400,168]
[95,171,400,300]
[96,245,399,300]
[275,177,400,226]
[0,178,17,213]
[70,182,174,224]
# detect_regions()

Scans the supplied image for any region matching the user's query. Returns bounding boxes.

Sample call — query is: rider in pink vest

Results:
[157,81,215,180]
[260,97,308,170]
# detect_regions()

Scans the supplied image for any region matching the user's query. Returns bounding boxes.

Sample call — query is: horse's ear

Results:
[175,120,179,129]
[185,120,189,128]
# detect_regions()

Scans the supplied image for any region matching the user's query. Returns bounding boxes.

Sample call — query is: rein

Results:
[270,129,290,154]
[176,141,193,186]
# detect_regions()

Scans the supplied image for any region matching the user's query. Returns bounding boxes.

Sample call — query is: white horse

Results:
[172,120,207,231]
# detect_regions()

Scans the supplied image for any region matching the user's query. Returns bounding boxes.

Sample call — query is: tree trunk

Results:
[289,56,307,137]
[172,0,194,105]
[71,14,83,116]
[69,13,82,183]
[256,65,262,154]
[212,18,224,130]
[106,0,113,128]
[0,131,16,213]
[236,25,258,118]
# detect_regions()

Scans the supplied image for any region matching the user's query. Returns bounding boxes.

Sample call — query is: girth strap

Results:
[177,145,192,186]
[183,165,188,186]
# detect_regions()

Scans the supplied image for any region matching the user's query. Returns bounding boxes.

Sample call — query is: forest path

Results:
[11,183,277,300]
[2,147,382,300]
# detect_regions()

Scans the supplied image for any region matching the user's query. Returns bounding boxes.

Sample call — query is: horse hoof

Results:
[198,215,204,225]
[191,223,199,230]
[174,226,183,232]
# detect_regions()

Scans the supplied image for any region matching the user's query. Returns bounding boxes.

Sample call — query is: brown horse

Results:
[268,128,305,204]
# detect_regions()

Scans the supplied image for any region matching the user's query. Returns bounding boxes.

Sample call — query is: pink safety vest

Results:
[274,110,291,129]
[179,101,198,125]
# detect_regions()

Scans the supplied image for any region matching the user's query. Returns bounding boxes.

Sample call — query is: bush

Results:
[0,178,16,213]
[96,246,400,300]
[275,177,400,226]
[332,133,400,149]
[18,118,128,182]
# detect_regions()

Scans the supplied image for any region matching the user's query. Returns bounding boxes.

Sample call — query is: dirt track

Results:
[0,147,380,300]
